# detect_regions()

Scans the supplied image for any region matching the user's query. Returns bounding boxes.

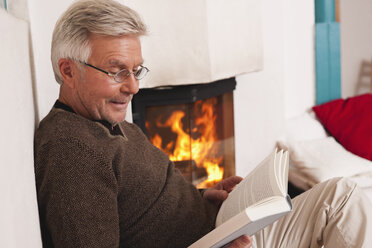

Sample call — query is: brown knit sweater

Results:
[34,105,218,248]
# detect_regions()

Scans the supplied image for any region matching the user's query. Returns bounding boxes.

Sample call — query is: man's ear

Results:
[58,58,79,88]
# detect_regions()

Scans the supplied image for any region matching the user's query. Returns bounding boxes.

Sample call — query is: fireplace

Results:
[132,78,236,188]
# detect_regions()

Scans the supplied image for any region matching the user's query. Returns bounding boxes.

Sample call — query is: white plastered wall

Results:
[234,0,286,176]
[234,0,316,176]
[339,0,372,97]
[283,0,316,119]
[124,0,263,88]
[27,0,72,122]
[0,8,42,248]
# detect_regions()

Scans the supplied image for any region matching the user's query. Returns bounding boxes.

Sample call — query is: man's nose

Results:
[120,74,139,95]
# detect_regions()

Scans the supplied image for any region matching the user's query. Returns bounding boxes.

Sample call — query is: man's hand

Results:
[227,235,252,248]
[203,177,252,247]
[203,176,243,206]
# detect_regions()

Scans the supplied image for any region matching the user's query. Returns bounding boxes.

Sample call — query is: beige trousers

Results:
[252,177,372,248]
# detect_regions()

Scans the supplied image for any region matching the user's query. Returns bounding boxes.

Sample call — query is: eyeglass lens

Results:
[135,67,148,80]
[115,67,148,82]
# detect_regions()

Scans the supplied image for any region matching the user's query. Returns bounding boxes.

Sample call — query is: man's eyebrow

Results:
[108,59,124,66]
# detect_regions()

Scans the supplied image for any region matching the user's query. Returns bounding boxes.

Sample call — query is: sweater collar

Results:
[53,100,125,137]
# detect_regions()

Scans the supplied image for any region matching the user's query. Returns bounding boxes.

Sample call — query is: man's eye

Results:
[109,69,120,73]
[108,66,121,73]
[117,69,130,76]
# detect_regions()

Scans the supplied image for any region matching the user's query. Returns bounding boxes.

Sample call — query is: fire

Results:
[198,160,224,188]
[148,98,224,188]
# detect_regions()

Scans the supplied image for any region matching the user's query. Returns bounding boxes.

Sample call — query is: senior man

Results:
[34,0,372,247]
[34,0,250,247]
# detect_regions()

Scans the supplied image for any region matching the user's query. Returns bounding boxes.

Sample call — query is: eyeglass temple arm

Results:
[83,62,110,75]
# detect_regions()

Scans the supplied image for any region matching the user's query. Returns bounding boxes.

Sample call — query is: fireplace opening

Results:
[132,78,236,188]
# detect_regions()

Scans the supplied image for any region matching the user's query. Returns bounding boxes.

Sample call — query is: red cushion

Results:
[312,93,372,161]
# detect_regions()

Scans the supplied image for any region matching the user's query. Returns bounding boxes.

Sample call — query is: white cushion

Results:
[283,111,328,142]
[0,9,42,248]
[278,137,372,188]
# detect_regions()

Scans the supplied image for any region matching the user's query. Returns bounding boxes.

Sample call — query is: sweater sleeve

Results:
[36,137,119,248]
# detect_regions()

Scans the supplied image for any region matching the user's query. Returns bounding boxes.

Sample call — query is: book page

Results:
[216,149,287,226]
[274,150,289,195]
[282,151,289,193]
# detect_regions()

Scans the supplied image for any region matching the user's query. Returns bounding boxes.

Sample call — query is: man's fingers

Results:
[203,189,228,202]
[227,235,252,248]
[222,176,243,192]
[203,176,243,206]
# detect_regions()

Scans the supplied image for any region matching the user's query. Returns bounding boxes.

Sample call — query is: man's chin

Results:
[105,113,127,125]
[102,105,128,124]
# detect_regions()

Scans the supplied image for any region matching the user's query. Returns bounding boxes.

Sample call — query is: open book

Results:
[189,148,292,248]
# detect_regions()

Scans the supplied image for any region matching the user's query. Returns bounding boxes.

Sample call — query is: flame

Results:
[147,98,224,188]
[197,160,224,188]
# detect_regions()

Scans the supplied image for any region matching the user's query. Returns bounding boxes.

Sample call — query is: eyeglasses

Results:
[80,61,149,83]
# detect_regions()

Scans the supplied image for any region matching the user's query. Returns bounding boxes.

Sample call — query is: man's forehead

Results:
[88,34,143,64]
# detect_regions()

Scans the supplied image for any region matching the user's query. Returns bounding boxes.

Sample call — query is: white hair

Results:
[51,0,147,84]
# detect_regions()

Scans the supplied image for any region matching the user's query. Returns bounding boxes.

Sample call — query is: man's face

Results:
[74,34,143,124]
